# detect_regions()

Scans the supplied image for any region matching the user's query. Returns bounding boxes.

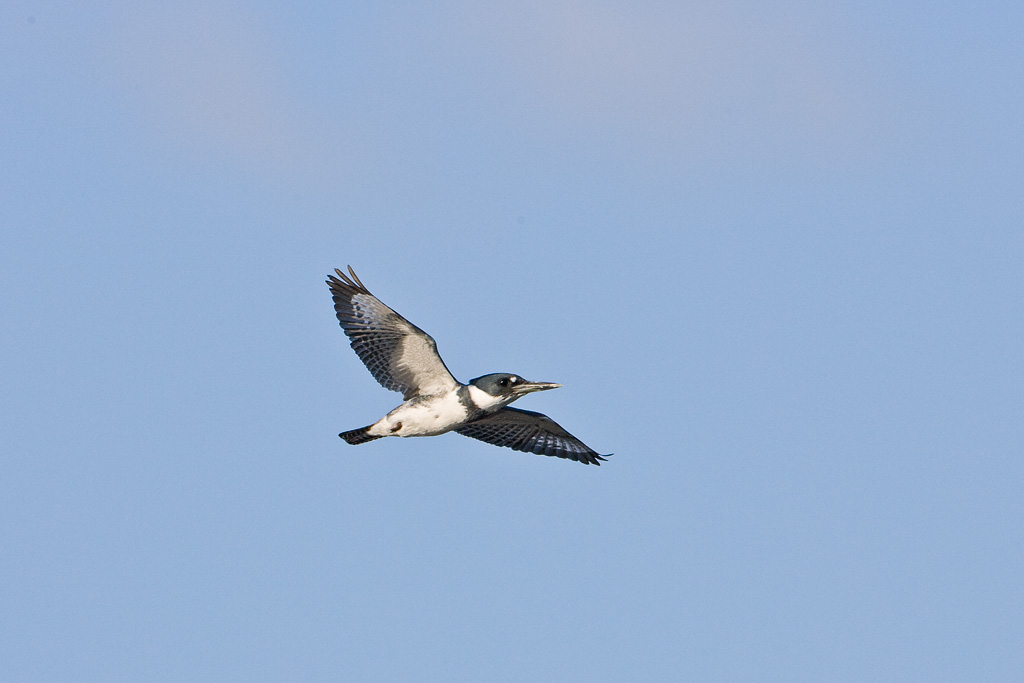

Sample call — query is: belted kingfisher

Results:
[327,266,608,465]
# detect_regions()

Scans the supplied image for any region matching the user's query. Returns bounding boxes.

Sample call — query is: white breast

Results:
[376,391,469,437]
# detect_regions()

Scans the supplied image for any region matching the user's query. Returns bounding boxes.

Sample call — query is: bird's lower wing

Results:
[456,407,608,465]
[327,267,458,398]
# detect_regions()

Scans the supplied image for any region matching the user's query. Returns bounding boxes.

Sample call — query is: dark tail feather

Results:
[339,427,383,445]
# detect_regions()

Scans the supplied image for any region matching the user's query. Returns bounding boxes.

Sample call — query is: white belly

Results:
[368,392,469,438]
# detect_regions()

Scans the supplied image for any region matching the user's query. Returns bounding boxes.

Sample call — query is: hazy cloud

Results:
[105,1,880,182]
[108,2,344,181]
[453,1,878,160]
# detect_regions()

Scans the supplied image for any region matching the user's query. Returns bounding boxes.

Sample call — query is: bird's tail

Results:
[339,426,383,445]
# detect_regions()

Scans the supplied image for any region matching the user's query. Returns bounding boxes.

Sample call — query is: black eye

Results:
[498,378,509,387]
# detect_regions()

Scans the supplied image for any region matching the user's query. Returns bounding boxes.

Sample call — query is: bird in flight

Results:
[327,266,608,465]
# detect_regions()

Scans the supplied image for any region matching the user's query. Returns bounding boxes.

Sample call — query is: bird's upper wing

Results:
[327,266,459,399]
[455,407,609,465]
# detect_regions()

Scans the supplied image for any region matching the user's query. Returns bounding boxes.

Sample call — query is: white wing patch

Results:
[396,334,458,396]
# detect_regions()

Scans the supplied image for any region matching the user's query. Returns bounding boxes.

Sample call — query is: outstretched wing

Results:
[456,407,609,465]
[327,266,459,399]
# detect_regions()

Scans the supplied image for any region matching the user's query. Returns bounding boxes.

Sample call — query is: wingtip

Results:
[327,268,348,288]
[346,265,367,290]
[327,265,370,293]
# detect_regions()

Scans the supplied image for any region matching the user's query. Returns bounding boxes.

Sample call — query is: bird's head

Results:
[468,373,561,409]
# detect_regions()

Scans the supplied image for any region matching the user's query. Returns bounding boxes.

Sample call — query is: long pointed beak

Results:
[513,381,562,396]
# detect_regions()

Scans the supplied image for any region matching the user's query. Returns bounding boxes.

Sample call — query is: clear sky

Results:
[2,1,1021,681]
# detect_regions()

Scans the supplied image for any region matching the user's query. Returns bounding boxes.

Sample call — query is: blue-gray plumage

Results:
[327,266,608,465]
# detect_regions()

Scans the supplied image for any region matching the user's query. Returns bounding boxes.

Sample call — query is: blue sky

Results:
[2,1,1021,680]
